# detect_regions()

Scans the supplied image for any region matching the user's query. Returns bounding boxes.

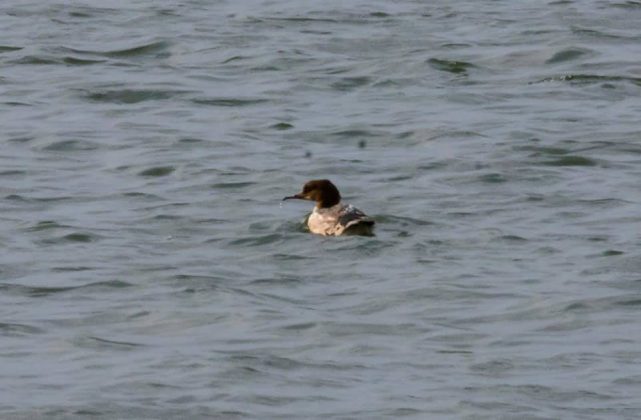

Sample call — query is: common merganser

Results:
[283,179,375,236]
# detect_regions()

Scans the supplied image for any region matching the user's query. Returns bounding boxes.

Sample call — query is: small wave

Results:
[499,235,528,242]
[272,253,312,261]
[61,232,98,243]
[571,26,638,40]
[84,89,186,104]
[563,295,641,314]
[52,266,95,272]
[427,58,476,74]
[26,220,71,231]
[221,55,247,64]
[0,280,132,298]
[478,173,507,183]
[542,155,597,166]
[0,46,22,52]
[211,181,255,189]
[578,198,632,207]
[0,322,44,336]
[534,74,641,87]
[250,275,304,285]
[376,214,432,226]
[441,42,473,49]
[11,55,60,65]
[121,191,163,200]
[3,101,31,107]
[270,122,294,130]
[5,194,30,202]
[330,129,381,139]
[41,139,99,152]
[192,97,269,107]
[76,335,144,350]
[611,1,641,9]
[279,322,317,331]
[263,16,339,24]
[0,170,26,177]
[601,250,624,257]
[517,145,570,155]
[545,47,592,64]
[63,56,106,65]
[331,76,371,91]
[138,166,175,177]
[65,40,170,58]
[228,234,284,247]
[545,48,590,64]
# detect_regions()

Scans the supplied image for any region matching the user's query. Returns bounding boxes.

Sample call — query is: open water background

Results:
[2,1,641,418]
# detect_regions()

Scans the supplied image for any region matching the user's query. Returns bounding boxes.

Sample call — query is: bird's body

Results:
[283,179,375,236]
[307,202,374,236]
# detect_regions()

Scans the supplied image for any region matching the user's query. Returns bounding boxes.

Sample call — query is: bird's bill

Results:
[282,193,305,201]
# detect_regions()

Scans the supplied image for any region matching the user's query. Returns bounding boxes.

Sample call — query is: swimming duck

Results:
[283,179,375,236]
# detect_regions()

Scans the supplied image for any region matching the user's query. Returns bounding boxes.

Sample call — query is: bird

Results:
[283,179,375,236]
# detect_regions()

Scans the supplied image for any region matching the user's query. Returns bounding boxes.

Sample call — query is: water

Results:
[2,0,641,418]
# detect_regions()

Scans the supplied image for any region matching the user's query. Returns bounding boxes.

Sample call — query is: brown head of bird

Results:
[283,179,341,209]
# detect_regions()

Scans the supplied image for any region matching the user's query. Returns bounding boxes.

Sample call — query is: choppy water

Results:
[2,0,641,418]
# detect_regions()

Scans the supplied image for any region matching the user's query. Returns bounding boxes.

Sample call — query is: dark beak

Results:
[283,193,304,201]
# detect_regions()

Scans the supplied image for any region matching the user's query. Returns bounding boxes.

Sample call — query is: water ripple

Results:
[62,40,171,58]
[0,280,132,297]
[84,89,187,104]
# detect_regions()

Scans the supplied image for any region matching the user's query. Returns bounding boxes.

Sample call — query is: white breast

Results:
[307,204,344,236]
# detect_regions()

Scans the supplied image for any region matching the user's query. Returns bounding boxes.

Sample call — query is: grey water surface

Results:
[2,0,641,418]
